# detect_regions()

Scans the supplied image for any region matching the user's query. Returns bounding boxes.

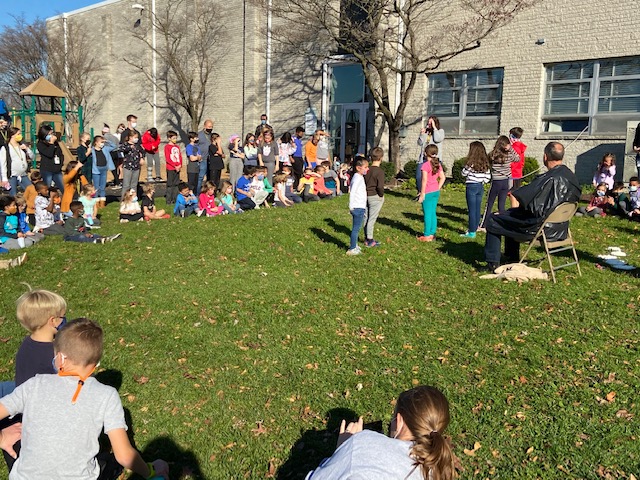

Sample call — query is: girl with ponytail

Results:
[306,385,458,480]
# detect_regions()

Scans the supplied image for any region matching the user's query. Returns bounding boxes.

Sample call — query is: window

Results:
[426,68,503,135]
[543,57,640,134]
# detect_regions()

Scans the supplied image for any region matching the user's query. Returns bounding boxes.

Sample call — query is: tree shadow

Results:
[141,435,205,480]
[311,227,348,249]
[437,210,465,224]
[401,211,422,222]
[439,204,468,216]
[323,217,351,238]
[384,189,414,199]
[377,216,418,236]
[277,408,367,480]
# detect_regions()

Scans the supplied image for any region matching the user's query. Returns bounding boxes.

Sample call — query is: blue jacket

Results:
[91,137,117,174]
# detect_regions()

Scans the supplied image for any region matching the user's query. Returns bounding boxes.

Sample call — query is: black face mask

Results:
[85,140,91,146]
[204,129,212,135]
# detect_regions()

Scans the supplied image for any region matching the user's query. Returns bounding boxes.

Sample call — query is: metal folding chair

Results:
[519,202,581,283]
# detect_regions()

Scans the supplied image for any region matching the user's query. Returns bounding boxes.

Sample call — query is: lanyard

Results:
[58,366,96,404]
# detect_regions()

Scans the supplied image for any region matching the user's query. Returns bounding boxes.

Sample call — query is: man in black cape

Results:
[484,141,581,271]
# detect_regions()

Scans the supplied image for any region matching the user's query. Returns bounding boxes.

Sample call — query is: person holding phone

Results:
[416,116,444,198]
[36,124,65,194]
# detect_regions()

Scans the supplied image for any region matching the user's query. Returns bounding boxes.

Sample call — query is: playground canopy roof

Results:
[19,77,67,98]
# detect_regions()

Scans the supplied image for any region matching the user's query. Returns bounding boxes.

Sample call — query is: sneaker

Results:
[254,205,260,210]
[486,262,499,273]
[94,238,106,244]
[476,227,486,233]
[86,224,100,229]
[196,209,204,217]
[155,177,163,182]
[146,178,155,183]
[112,184,122,190]
[460,232,476,239]
[119,219,129,224]
[106,233,122,242]
[417,235,434,242]
[346,246,362,256]
[365,239,381,247]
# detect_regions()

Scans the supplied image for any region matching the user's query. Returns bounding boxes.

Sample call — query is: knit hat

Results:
[229,134,240,144]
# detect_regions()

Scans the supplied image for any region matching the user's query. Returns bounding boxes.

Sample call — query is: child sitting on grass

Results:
[273,173,294,207]
[141,183,170,220]
[321,160,339,195]
[298,168,320,202]
[0,318,170,479]
[313,165,334,199]
[576,182,609,217]
[64,201,120,243]
[218,180,244,214]
[15,194,44,243]
[174,182,202,217]
[249,166,271,208]
[119,188,144,223]
[33,182,65,235]
[79,184,100,227]
[608,181,635,219]
[281,165,302,203]
[198,181,225,217]
[23,171,41,226]
[0,195,40,250]
[235,166,257,211]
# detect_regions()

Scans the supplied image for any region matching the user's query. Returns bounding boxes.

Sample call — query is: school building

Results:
[48,0,640,183]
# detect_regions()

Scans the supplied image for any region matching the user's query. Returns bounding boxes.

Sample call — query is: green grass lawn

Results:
[0,188,638,479]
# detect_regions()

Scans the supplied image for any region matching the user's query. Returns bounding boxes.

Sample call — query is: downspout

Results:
[152,0,157,127]
[321,62,328,130]
[266,0,272,119]
[242,0,246,134]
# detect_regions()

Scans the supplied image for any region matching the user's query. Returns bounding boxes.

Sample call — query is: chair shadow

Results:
[376,216,419,236]
[277,408,381,480]
[437,239,486,266]
[311,227,348,250]
[324,218,352,237]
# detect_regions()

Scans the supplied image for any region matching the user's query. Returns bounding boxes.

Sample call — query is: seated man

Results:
[484,141,581,271]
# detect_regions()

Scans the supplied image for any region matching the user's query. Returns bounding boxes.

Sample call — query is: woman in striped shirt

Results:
[479,136,519,231]
[461,141,491,238]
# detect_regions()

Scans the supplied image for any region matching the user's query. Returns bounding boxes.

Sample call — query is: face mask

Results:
[133,196,138,202]
[257,174,264,180]
[362,168,370,175]
[597,190,606,197]
[194,139,199,144]
[91,192,96,198]
[132,138,139,143]
[117,128,124,134]
[56,316,67,331]
[78,209,85,216]
[131,122,137,128]
[45,134,52,142]
[205,129,212,135]
[85,140,91,146]
[170,138,177,144]
[304,174,311,179]
[261,119,266,125]
[630,186,638,192]
[15,134,23,142]
[97,143,105,149]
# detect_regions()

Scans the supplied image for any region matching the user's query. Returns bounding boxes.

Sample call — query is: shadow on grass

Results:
[438,239,485,266]
[439,204,468,216]
[324,218,351,238]
[278,408,378,480]
[377,216,418,237]
[384,189,414,199]
[311,227,348,250]
[142,436,205,479]
[402,211,422,222]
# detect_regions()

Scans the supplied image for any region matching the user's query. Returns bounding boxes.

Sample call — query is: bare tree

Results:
[265,0,538,169]
[125,0,223,132]
[0,16,48,104]
[48,17,108,127]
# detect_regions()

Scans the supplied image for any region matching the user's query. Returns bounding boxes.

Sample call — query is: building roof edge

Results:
[46,0,122,22]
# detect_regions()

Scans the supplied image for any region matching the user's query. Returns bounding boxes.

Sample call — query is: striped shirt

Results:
[490,149,519,180]
[462,166,491,184]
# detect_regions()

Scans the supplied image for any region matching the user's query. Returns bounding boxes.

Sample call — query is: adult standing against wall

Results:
[228,134,245,191]
[258,128,279,185]
[255,113,271,138]
[1,127,33,195]
[633,122,640,178]
[36,124,65,193]
[243,134,259,167]
[198,119,214,195]
[416,116,444,197]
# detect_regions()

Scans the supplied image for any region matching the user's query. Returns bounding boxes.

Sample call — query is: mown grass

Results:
[0,188,638,479]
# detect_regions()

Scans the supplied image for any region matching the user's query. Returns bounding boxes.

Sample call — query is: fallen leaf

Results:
[605,391,616,403]
[251,421,267,436]
[133,375,149,385]
[463,441,481,456]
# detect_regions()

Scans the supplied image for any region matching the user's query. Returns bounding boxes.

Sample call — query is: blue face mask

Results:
[257,175,264,180]
[56,316,67,331]
[45,134,52,142]
[133,196,139,202]
[597,190,606,197]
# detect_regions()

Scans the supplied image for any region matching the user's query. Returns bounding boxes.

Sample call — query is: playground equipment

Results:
[10,77,83,167]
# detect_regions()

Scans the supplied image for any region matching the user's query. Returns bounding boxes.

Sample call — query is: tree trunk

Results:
[388,122,401,173]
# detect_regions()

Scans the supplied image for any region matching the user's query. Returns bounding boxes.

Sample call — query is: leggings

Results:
[421,190,440,236]
[481,178,510,228]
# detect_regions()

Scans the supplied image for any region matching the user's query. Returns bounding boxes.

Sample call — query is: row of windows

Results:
[426,56,640,136]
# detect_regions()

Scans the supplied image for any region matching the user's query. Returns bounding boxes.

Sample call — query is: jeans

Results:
[238,197,256,210]
[197,159,208,195]
[9,175,32,196]
[222,203,243,214]
[465,182,484,233]
[187,172,198,193]
[285,191,303,203]
[421,190,440,236]
[121,168,140,198]
[41,171,64,194]
[94,166,109,198]
[350,208,366,249]
[484,230,520,264]
[481,178,510,227]
[364,195,385,240]
[64,234,100,243]
[175,205,198,217]
[416,161,423,193]
[0,380,15,397]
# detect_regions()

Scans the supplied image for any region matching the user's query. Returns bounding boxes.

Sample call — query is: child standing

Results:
[417,144,446,242]
[363,147,385,247]
[90,135,116,207]
[218,180,244,214]
[164,130,182,204]
[338,163,351,194]
[79,184,100,227]
[208,133,225,189]
[23,171,41,226]
[120,130,145,198]
[198,181,225,217]
[576,182,609,217]
[119,188,144,223]
[273,173,294,207]
[479,135,517,230]
[141,127,162,182]
[64,201,120,243]
[0,318,169,479]
[174,182,202,217]
[61,160,88,213]
[509,127,527,189]
[186,131,202,194]
[141,183,170,220]
[33,182,65,235]
[347,157,369,255]
[593,153,616,191]
[460,141,491,238]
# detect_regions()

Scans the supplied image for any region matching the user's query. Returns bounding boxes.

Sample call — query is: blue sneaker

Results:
[460,232,476,239]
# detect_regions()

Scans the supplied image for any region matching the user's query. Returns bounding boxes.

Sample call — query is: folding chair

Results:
[519,202,581,283]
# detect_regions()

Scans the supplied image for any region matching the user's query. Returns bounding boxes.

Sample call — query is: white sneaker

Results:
[106,233,122,242]
[119,219,129,224]
[255,205,260,210]
[346,246,362,256]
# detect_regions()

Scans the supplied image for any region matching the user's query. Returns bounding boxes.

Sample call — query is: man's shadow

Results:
[277,408,380,479]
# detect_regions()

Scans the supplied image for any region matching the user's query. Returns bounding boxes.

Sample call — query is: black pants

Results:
[119,213,143,221]
[291,156,304,189]
[238,197,256,210]
[484,230,520,264]
[166,170,180,204]
[187,172,198,193]
[209,168,223,190]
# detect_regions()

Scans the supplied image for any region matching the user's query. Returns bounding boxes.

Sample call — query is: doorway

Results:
[329,103,368,162]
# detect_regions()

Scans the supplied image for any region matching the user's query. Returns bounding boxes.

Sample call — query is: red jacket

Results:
[510,141,527,179]
[141,131,161,154]
[164,143,182,171]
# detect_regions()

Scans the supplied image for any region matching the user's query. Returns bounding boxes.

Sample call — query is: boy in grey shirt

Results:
[0,318,168,480]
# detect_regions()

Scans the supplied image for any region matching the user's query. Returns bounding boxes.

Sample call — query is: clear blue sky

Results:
[0,0,101,28]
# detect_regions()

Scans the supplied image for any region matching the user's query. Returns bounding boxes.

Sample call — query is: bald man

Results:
[197,119,214,195]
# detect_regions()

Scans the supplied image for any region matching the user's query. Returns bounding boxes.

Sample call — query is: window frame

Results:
[426,68,504,136]
[542,56,640,135]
